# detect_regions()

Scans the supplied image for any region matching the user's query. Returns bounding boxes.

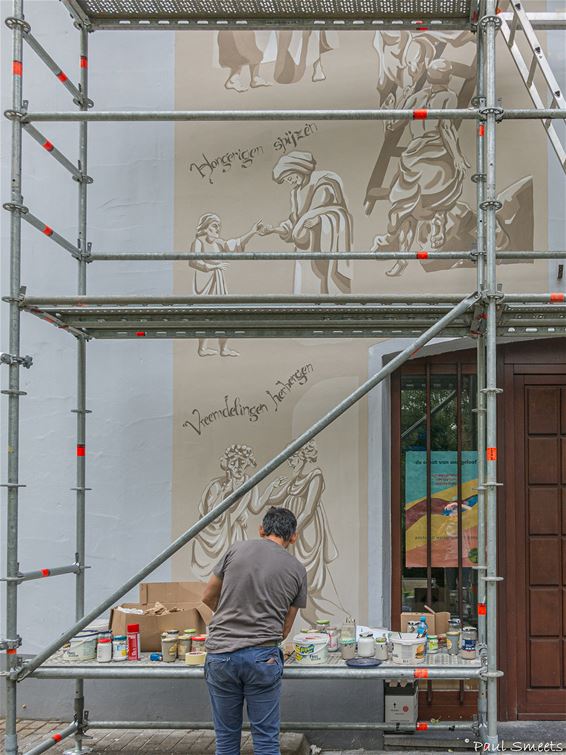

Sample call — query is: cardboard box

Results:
[110,601,211,652]
[139,581,207,605]
[110,582,214,652]
[400,611,450,636]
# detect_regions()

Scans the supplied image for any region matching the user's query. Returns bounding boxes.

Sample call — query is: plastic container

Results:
[112,635,127,661]
[375,636,389,661]
[427,635,439,654]
[63,630,98,661]
[294,632,329,665]
[127,623,140,661]
[446,630,460,655]
[358,631,375,658]
[96,637,112,663]
[390,633,426,665]
[161,633,178,663]
[191,635,207,653]
[339,638,356,661]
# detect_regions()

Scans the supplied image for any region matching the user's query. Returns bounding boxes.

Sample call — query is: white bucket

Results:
[294,632,329,665]
[63,630,98,661]
[390,632,426,665]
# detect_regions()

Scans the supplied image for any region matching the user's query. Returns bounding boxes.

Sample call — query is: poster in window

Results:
[405,451,478,567]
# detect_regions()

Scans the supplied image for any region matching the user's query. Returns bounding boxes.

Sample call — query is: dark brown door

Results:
[512,375,566,718]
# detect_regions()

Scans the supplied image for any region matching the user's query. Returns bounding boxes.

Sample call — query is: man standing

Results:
[202,507,307,755]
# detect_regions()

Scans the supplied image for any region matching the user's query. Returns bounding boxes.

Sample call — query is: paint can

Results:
[161,632,178,663]
[460,626,478,660]
[339,638,356,661]
[427,635,439,654]
[294,632,329,665]
[63,630,98,661]
[112,635,127,661]
[446,630,460,655]
[390,634,425,665]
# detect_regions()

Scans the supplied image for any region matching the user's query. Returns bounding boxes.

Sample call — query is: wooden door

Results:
[512,375,566,718]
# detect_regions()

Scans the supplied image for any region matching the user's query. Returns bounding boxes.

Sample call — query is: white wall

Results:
[1,0,175,653]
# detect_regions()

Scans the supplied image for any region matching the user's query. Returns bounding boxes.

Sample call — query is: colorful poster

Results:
[404,451,478,567]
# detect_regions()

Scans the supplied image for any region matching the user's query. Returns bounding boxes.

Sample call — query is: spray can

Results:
[127,623,140,661]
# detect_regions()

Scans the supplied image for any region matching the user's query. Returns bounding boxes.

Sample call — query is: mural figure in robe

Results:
[189,213,262,357]
[371,59,471,277]
[251,441,347,625]
[190,444,259,579]
[259,151,353,295]
[215,30,337,93]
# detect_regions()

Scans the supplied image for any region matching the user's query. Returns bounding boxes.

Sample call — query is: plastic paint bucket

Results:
[294,632,329,665]
[63,630,98,661]
[390,633,426,665]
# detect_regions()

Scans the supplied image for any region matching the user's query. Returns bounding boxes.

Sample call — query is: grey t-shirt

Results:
[205,538,307,654]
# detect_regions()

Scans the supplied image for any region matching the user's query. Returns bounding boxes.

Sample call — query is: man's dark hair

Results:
[261,506,297,542]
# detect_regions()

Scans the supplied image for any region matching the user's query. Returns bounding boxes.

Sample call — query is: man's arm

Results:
[282,606,299,640]
[202,574,223,612]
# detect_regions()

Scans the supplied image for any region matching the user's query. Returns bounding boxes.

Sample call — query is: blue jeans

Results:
[205,646,284,755]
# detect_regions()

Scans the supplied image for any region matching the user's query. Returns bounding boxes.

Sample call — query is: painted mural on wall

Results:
[172,29,548,628]
[190,439,348,624]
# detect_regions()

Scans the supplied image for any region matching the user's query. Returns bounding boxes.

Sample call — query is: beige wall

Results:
[171,29,547,629]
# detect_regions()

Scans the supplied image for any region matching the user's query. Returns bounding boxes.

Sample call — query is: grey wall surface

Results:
[0,0,174,656]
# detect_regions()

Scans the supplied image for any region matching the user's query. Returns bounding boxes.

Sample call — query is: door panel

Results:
[515,377,566,717]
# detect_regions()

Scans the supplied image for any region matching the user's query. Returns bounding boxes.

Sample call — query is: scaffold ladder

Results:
[501,0,566,171]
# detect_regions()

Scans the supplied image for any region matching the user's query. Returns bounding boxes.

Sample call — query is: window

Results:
[396,360,479,627]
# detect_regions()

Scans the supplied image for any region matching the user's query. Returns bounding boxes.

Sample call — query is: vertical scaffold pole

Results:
[474,12,488,742]
[4,1,24,754]
[68,22,91,755]
[483,0,502,748]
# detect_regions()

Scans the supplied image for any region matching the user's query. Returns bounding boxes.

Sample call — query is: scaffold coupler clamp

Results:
[0,635,22,654]
[0,352,33,369]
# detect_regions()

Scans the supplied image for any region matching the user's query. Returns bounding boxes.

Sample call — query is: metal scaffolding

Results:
[2,0,566,753]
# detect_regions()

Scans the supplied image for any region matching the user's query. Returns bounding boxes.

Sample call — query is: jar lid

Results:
[98,637,111,643]
[127,623,139,632]
[428,634,438,639]
[316,620,330,625]
[360,631,373,637]
[193,634,207,641]
[184,628,197,633]
[340,638,356,645]
[113,635,126,640]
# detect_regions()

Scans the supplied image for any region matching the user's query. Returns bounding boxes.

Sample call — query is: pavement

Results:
[3,719,566,754]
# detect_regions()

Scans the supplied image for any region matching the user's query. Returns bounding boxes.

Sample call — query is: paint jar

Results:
[358,632,375,658]
[178,633,193,658]
[438,633,447,650]
[294,633,329,665]
[96,637,112,663]
[427,635,439,654]
[324,628,340,652]
[448,618,462,648]
[375,636,389,661]
[64,630,98,661]
[112,635,127,661]
[161,633,178,663]
[191,635,207,653]
[339,638,356,661]
[316,619,330,628]
[460,626,478,660]
[446,630,460,655]
[127,623,140,661]
[340,617,356,642]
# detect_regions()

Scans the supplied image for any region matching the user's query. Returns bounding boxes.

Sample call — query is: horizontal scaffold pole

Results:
[18,292,477,680]
[22,294,467,306]
[28,662,482,680]
[85,720,474,732]
[87,250,566,262]
[15,109,566,123]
